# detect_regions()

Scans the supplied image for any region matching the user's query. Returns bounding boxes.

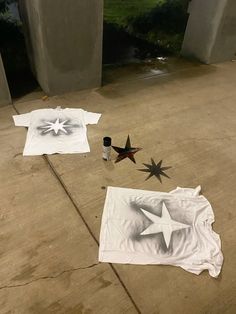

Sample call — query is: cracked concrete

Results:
[0,263,99,290]
[0,60,236,313]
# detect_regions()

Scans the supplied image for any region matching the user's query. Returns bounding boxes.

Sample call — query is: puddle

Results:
[103,57,200,85]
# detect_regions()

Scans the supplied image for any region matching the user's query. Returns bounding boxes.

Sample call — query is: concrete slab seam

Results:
[42,155,141,314]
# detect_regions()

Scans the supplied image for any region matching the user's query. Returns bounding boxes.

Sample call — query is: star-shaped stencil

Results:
[138,158,171,183]
[140,203,190,248]
[112,135,142,163]
[38,118,72,135]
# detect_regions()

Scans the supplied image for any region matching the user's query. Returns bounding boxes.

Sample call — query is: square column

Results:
[19,0,103,95]
[0,55,11,107]
[182,0,236,64]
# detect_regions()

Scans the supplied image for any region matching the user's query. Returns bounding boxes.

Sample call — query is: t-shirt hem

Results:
[23,149,91,156]
[99,251,221,277]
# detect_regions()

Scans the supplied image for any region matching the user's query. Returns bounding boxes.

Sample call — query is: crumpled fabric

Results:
[99,186,223,277]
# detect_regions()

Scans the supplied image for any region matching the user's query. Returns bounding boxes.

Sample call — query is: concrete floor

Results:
[0,60,236,314]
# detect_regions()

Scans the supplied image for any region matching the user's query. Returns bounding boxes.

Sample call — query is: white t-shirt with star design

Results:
[13,108,101,156]
[99,186,223,277]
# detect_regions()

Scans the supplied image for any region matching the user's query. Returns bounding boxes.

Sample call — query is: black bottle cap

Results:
[103,137,111,147]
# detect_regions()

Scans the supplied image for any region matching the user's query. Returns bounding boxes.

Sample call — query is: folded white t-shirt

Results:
[99,186,223,277]
[13,108,101,156]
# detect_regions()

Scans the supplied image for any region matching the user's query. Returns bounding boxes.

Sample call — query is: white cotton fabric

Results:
[99,186,223,277]
[13,108,101,156]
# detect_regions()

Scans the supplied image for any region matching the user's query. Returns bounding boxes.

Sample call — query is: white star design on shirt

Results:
[40,118,71,135]
[140,203,190,248]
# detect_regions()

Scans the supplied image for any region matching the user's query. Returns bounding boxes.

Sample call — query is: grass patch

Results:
[104,0,164,25]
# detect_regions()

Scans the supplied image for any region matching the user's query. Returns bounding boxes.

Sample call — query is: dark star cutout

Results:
[138,158,171,183]
[112,135,142,163]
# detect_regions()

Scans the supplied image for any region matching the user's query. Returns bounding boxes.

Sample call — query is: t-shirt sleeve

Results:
[84,111,101,125]
[12,113,31,127]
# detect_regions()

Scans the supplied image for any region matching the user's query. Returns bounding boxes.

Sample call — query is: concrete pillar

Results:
[181,0,236,64]
[0,55,11,107]
[19,0,103,95]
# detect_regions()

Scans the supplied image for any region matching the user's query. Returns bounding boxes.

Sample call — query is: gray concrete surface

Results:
[18,0,103,96]
[0,59,236,313]
[0,54,11,107]
[182,0,236,63]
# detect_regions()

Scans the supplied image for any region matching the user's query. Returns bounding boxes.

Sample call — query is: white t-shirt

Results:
[99,186,223,277]
[13,108,101,156]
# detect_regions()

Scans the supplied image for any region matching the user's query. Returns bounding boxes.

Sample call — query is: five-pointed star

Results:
[40,118,71,135]
[112,135,142,163]
[140,203,190,248]
[138,158,171,183]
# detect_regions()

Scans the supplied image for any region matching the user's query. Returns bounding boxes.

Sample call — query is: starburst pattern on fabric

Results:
[38,118,77,136]
[140,203,190,248]
[138,158,171,183]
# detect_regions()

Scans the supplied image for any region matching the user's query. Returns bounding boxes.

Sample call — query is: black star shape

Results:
[112,135,142,163]
[138,158,171,183]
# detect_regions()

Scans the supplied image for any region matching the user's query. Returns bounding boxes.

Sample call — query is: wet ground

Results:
[101,20,196,85]
[103,56,201,84]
